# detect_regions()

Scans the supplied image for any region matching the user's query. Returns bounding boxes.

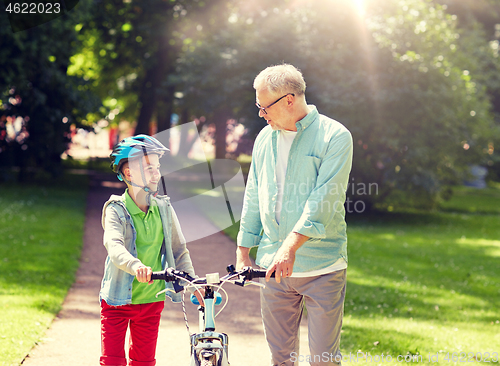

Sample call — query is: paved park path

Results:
[21,171,308,366]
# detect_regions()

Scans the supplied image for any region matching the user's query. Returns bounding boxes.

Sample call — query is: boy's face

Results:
[124,154,161,191]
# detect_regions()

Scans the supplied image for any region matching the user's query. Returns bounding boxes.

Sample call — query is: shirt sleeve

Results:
[292,128,353,239]
[237,152,263,248]
[103,204,143,275]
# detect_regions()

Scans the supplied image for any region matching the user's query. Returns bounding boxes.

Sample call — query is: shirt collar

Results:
[295,105,318,131]
[124,189,144,216]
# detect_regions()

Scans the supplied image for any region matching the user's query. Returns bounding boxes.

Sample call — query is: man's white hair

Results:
[253,63,306,96]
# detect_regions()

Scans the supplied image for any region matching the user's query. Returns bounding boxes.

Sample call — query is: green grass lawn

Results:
[343,211,499,365]
[0,175,87,366]
[439,185,500,214]
[4,175,496,366]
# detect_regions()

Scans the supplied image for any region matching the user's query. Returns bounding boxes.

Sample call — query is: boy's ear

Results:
[121,163,131,180]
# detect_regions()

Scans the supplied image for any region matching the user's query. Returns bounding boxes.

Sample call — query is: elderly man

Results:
[236,64,353,366]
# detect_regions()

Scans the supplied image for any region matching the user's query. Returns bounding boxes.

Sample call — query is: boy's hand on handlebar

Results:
[135,266,153,283]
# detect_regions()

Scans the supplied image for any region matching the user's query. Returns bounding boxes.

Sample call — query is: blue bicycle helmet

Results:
[110,134,169,182]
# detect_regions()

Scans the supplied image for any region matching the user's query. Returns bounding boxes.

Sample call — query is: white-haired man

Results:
[236,64,353,366]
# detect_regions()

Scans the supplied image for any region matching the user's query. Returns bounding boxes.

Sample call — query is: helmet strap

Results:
[120,174,159,205]
[120,149,159,205]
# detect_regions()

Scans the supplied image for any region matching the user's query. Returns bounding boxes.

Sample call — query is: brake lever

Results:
[172,280,185,293]
[234,267,256,287]
[242,280,265,288]
[233,278,246,287]
[227,277,265,288]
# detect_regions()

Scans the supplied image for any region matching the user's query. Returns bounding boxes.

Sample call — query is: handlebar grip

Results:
[151,271,166,281]
[151,269,177,282]
[249,269,275,279]
[151,268,196,284]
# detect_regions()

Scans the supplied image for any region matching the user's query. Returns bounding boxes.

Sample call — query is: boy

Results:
[99,134,200,366]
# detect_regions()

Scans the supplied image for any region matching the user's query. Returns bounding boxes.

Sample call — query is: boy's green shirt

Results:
[125,189,165,303]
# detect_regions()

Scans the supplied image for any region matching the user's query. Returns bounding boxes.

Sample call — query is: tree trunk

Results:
[134,28,170,135]
[177,108,191,157]
[134,65,161,135]
[156,85,175,134]
[213,108,230,159]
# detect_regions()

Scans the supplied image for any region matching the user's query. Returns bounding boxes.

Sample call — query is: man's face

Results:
[127,154,161,191]
[256,88,292,131]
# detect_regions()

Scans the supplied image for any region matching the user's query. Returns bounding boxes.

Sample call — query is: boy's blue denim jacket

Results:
[99,193,196,305]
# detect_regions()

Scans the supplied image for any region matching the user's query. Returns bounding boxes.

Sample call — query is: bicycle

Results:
[151,265,273,366]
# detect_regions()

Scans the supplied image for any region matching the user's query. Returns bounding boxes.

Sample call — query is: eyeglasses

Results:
[256,93,294,114]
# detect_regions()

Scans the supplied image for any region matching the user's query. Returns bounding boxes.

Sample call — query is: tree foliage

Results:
[338,0,498,208]
[72,0,216,135]
[171,0,499,209]
[1,0,498,209]
[0,3,101,180]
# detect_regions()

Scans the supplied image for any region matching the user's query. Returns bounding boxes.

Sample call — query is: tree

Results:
[172,1,310,157]
[0,3,101,181]
[433,0,500,180]
[176,0,499,208]
[62,0,498,209]
[72,0,220,139]
[295,0,497,209]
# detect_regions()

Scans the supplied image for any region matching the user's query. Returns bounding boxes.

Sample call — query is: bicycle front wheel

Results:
[199,350,217,366]
[200,357,214,366]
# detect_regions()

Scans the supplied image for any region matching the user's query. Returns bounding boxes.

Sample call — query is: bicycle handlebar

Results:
[151,265,275,290]
[226,265,275,284]
[151,267,196,283]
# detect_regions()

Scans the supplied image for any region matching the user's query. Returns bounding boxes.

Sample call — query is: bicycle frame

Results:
[152,265,272,366]
[189,285,229,366]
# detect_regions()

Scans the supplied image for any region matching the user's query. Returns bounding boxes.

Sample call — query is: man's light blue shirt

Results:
[237,106,353,273]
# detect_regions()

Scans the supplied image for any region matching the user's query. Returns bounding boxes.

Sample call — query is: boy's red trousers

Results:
[100,300,164,366]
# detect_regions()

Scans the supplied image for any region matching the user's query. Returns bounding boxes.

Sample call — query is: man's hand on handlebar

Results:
[267,232,309,283]
[266,245,296,283]
[236,246,252,270]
